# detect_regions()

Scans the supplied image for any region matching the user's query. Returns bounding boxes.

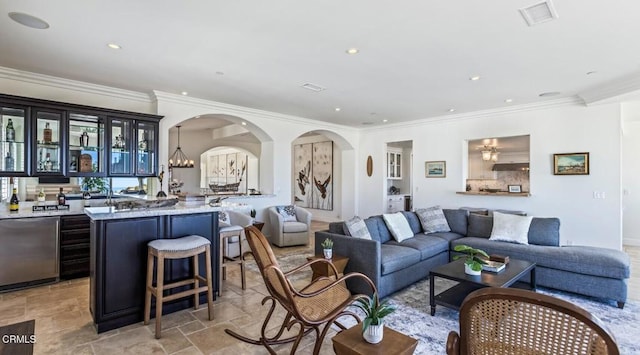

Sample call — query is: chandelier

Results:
[168,125,194,168]
[481,146,499,162]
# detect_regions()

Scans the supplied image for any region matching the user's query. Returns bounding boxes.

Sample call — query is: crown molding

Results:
[579,72,640,105]
[152,90,359,133]
[364,96,585,131]
[0,66,151,103]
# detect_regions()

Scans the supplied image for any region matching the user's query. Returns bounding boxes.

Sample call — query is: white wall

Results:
[622,101,640,246]
[359,100,623,250]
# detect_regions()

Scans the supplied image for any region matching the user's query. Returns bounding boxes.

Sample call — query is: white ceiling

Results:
[2,1,640,127]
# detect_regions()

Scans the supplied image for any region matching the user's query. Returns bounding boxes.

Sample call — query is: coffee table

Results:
[332,323,418,355]
[429,258,536,315]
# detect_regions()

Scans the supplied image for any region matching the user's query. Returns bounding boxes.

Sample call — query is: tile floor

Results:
[0,223,638,354]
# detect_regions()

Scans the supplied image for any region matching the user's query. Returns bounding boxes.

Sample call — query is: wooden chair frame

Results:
[447,287,620,355]
[225,226,376,355]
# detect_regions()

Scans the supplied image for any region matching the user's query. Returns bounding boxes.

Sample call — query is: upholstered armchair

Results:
[267,205,311,247]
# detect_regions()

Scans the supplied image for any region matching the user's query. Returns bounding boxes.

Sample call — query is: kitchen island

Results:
[85,201,249,333]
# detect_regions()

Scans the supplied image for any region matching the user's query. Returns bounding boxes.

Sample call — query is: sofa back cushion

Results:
[528,217,560,246]
[467,213,493,238]
[401,211,422,234]
[443,209,468,235]
[367,215,393,243]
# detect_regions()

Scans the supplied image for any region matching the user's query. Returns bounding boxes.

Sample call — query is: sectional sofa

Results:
[314,208,631,308]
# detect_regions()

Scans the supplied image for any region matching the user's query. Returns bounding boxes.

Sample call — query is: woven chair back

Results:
[459,288,619,355]
[244,226,292,306]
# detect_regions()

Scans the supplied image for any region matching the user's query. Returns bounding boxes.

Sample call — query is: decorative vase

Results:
[465,263,481,276]
[363,321,384,344]
[323,248,333,259]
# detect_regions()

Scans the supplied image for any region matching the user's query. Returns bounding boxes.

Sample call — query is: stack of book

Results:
[482,260,506,273]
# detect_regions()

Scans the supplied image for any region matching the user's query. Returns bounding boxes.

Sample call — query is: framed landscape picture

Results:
[554,152,589,175]
[425,160,446,178]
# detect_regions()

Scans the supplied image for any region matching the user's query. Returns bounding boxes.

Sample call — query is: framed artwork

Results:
[508,185,522,193]
[554,152,589,175]
[293,143,312,207]
[311,141,333,210]
[425,161,446,178]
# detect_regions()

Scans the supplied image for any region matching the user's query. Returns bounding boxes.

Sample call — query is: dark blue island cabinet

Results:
[87,208,219,333]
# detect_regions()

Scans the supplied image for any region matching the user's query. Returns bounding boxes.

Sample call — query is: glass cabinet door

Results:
[68,113,105,176]
[1,106,28,176]
[109,118,132,175]
[135,121,156,176]
[34,109,63,174]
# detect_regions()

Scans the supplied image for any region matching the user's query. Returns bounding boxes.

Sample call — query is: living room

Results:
[1,1,639,354]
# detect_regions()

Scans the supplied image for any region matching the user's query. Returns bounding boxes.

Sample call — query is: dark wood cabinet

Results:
[90,212,219,333]
[60,214,91,279]
[0,93,162,178]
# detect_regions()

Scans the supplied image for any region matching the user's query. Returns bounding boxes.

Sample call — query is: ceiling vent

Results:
[519,1,559,26]
[301,83,326,92]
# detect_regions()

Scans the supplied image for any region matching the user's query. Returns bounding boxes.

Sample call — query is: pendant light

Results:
[168,125,194,168]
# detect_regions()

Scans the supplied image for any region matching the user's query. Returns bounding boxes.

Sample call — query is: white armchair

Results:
[267,205,312,247]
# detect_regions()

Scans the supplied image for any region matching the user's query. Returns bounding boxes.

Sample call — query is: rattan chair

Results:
[225,226,376,355]
[446,287,620,355]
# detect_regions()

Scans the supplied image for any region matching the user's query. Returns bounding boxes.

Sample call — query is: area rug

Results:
[0,319,35,355]
[248,253,640,354]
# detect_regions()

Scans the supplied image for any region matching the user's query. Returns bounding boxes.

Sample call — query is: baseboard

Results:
[623,237,640,247]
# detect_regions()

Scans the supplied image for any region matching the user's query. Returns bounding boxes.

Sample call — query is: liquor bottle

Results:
[44,153,53,171]
[57,187,66,206]
[4,152,14,171]
[43,122,52,143]
[5,118,15,142]
[9,188,19,212]
[37,188,46,203]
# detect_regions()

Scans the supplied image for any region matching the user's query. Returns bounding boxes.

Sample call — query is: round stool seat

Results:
[220,225,243,233]
[148,235,210,252]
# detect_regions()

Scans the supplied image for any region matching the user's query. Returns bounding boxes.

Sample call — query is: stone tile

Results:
[178,320,206,335]
[0,296,27,320]
[145,308,198,334]
[157,327,192,354]
[170,346,204,354]
[192,300,247,325]
[91,327,164,355]
[186,322,242,353]
[25,297,80,319]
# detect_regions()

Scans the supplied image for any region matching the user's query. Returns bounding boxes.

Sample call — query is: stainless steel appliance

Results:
[0,216,59,290]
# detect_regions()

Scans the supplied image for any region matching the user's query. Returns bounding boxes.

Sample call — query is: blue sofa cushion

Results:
[429,231,465,243]
[386,235,449,260]
[451,237,630,279]
[401,211,422,234]
[443,209,468,235]
[528,217,560,246]
[379,244,422,275]
[467,214,493,238]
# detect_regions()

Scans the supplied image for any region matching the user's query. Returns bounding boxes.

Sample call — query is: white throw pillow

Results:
[345,216,372,240]
[276,205,297,222]
[382,212,414,242]
[415,206,451,234]
[490,212,533,245]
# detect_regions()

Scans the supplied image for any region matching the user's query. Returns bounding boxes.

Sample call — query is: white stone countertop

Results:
[0,199,104,219]
[85,201,251,220]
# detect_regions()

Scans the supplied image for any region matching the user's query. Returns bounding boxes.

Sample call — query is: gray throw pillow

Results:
[219,211,230,225]
[528,217,560,246]
[345,216,372,240]
[416,206,451,234]
[467,213,493,238]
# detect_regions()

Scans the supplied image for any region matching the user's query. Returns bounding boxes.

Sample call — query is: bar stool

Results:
[219,225,247,296]
[144,235,214,339]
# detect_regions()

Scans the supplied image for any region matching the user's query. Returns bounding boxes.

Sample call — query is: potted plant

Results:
[354,292,396,344]
[453,244,489,276]
[321,238,333,259]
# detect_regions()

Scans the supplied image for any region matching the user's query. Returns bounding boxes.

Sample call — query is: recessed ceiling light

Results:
[8,12,49,29]
[107,43,121,49]
[346,48,359,55]
[181,91,188,96]
[504,99,513,103]
[469,76,481,81]
[539,91,561,97]
[241,121,247,126]
[334,108,341,112]
[448,108,456,112]
[382,119,388,123]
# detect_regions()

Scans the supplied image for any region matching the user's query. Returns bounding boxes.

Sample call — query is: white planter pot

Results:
[465,263,481,276]
[323,249,333,259]
[363,322,384,344]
